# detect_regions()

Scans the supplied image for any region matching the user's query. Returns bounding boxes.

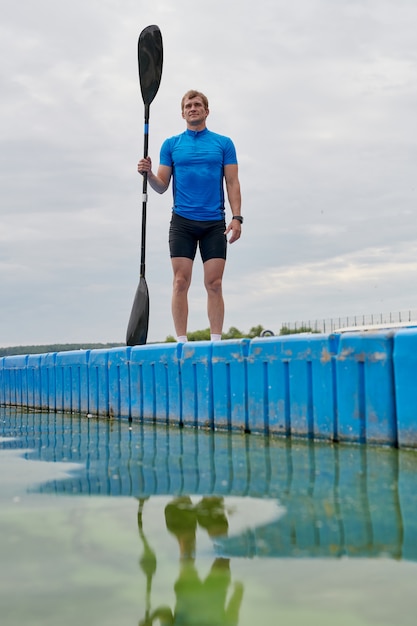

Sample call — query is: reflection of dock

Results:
[1,330,417,446]
[2,408,417,562]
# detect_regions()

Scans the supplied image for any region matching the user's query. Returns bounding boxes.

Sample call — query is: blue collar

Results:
[185,127,209,137]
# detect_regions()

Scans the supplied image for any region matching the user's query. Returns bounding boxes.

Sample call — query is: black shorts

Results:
[169,212,227,262]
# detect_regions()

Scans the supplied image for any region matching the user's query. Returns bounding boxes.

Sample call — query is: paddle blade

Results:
[126,277,149,346]
[138,25,163,106]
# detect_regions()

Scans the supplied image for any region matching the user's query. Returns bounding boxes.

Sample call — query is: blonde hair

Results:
[181,90,209,111]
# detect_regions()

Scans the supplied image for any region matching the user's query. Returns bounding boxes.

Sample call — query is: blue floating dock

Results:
[1,327,417,447]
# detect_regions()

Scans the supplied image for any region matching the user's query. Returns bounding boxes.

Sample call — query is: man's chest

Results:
[171,139,224,168]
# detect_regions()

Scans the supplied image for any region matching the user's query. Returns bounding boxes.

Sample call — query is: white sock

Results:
[177,335,187,343]
[211,334,222,342]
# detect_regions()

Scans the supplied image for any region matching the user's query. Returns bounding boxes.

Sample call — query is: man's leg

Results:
[203,258,226,336]
[171,257,193,338]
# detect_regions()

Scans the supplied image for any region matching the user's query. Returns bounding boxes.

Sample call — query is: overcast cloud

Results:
[1,0,417,345]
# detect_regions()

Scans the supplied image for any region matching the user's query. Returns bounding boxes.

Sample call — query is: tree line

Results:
[0,343,124,357]
[165,324,317,342]
[0,325,318,356]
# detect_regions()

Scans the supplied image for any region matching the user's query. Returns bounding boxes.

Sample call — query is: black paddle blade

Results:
[126,277,149,346]
[138,25,163,106]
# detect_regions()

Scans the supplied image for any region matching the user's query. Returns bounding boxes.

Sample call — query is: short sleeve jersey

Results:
[160,128,238,221]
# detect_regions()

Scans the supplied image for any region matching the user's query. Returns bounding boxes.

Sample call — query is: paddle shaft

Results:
[140,102,150,276]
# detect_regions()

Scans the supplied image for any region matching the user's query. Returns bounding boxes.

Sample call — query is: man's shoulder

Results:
[166,130,187,141]
[206,129,233,142]
[206,130,237,159]
[161,131,187,149]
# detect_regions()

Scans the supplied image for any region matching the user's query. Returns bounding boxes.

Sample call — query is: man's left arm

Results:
[224,164,242,244]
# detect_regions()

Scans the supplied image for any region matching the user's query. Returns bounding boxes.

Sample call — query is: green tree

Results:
[279,325,319,335]
[222,326,244,339]
[187,328,211,341]
[248,325,265,338]
[164,325,269,342]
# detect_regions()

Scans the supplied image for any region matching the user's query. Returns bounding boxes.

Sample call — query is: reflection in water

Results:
[137,498,157,625]
[138,496,244,626]
[2,408,417,563]
[2,408,417,624]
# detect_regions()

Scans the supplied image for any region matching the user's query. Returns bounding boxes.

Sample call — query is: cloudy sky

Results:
[2,0,417,346]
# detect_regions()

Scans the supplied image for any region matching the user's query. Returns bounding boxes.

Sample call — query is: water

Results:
[1,406,417,625]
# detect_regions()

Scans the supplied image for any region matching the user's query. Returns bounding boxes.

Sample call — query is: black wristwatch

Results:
[232,215,244,224]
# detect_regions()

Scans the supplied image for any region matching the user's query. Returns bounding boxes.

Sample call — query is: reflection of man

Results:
[150,495,243,626]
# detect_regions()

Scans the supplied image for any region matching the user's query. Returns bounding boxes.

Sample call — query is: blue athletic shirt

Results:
[159,127,238,221]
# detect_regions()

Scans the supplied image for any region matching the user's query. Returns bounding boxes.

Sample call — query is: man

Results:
[137,90,242,342]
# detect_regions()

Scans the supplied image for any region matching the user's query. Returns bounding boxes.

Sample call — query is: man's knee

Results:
[205,275,223,293]
[173,273,191,293]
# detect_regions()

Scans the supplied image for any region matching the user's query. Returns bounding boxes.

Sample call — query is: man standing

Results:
[137,90,242,342]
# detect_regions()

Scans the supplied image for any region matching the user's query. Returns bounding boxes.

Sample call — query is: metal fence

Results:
[280,309,417,334]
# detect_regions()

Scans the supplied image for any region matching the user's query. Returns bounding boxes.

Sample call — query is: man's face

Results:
[182,96,209,126]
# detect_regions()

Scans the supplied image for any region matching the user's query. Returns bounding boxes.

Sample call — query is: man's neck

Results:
[186,122,207,132]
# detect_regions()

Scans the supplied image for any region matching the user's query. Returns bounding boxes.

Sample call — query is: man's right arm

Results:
[148,164,172,194]
[137,157,172,194]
